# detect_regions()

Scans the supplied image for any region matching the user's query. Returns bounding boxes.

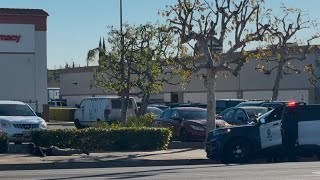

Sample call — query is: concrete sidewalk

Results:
[0,149,216,171]
[47,120,74,126]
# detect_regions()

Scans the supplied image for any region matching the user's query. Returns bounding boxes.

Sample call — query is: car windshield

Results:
[0,104,35,116]
[146,108,163,117]
[180,110,206,120]
[245,108,268,118]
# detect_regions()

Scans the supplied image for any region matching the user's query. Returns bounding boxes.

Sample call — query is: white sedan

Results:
[0,101,47,144]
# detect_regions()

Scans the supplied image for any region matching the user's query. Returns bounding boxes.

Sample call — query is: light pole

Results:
[119,0,126,124]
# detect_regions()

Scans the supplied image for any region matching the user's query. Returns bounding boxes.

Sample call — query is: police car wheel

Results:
[317,153,320,161]
[224,140,250,164]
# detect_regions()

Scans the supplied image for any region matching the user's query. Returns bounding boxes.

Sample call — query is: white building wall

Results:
[183,92,238,103]
[35,31,47,112]
[0,24,47,112]
[163,93,171,102]
[243,90,309,103]
[0,54,35,100]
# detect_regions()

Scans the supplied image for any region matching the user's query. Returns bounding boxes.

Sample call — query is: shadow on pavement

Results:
[42,164,238,180]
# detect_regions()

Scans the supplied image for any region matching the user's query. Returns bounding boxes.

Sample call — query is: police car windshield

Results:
[245,108,269,117]
[258,110,273,122]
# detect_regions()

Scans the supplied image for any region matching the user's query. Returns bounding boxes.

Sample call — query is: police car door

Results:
[259,106,284,149]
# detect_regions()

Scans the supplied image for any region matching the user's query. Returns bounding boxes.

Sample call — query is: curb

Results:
[0,159,217,171]
[47,122,74,126]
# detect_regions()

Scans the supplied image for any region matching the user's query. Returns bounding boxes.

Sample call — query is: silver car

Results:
[0,101,47,144]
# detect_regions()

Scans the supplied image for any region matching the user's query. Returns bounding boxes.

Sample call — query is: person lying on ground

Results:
[29,143,89,157]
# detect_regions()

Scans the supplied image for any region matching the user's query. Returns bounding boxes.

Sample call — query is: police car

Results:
[206,101,320,163]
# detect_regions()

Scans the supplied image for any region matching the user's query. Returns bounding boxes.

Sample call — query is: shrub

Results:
[126,113,156,127]
[31,127,172,151]
[49,108,76,122]
[93,121,122,129]
[0,132,9,153]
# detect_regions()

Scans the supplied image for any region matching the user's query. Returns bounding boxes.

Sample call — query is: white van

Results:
[74,97,137,128]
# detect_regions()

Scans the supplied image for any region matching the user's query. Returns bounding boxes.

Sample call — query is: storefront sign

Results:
[0,35,21,43]
[0,24,34,53]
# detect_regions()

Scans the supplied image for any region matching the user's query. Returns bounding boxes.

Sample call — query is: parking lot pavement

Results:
[3,162,320,179]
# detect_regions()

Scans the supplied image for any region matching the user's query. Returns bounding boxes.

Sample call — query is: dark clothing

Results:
[281,108,298,161]
[29,143,89,157]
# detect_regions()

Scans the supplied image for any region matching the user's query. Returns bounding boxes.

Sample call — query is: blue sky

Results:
[1,0,319,69]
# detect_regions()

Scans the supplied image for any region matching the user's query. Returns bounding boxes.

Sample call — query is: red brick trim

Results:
[0,52,35,54]
[0,15,47,31]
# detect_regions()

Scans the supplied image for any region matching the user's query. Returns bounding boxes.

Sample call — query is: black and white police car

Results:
[206,101,320,163]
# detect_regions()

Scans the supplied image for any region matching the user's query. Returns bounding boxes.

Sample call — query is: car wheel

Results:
[223,139,250,164]
[74,119,84,129]
[180,129,190,142]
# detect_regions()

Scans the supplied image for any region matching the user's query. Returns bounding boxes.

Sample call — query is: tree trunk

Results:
[272,61,284,101]
[138,93,150,116]
[206,68,216,136]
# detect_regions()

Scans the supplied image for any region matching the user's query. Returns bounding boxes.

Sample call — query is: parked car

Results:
[260,101,287,109]
[216,99,247,113]
[206,101,320,163]
[146,107,163,118]
[48,100,67,107]
[165,99,245,113]
[235,101,265,107]
[74,96,138,128]
[155,107,230,142]
[0,101,47,144]
[148,104,169,111]
[217,107,269,125]
[236,100,287,110]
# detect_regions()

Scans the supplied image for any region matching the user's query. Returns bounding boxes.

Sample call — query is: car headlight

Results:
[40,121,47,129]
[190,125,206,131]
[0,120,12,128]
[212,128,231,136]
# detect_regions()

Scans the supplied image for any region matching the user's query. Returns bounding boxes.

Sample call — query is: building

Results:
[55,49,320,107]
[0,8,49,113]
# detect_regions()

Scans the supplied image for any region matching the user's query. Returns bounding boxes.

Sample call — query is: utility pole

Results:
[119,0,127,125]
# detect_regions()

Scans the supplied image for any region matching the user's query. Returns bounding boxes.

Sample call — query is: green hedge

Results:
[49,108,76,122]
[31,127,172,151]
[126,113,156,127]
[0,132,9,153]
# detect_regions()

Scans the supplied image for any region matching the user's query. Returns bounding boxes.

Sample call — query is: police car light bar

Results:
[287,101,296,106]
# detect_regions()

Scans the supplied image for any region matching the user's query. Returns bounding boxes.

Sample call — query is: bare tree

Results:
[305,59,320,87]
[255,6,319,101]
[163,0,267,134]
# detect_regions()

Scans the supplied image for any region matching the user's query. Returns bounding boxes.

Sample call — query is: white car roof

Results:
[0,101,26,105]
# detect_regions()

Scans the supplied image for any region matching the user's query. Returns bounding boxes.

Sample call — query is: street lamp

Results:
[119,0,126,124]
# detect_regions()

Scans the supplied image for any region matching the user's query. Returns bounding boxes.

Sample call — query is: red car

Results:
[155,107,229,142]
